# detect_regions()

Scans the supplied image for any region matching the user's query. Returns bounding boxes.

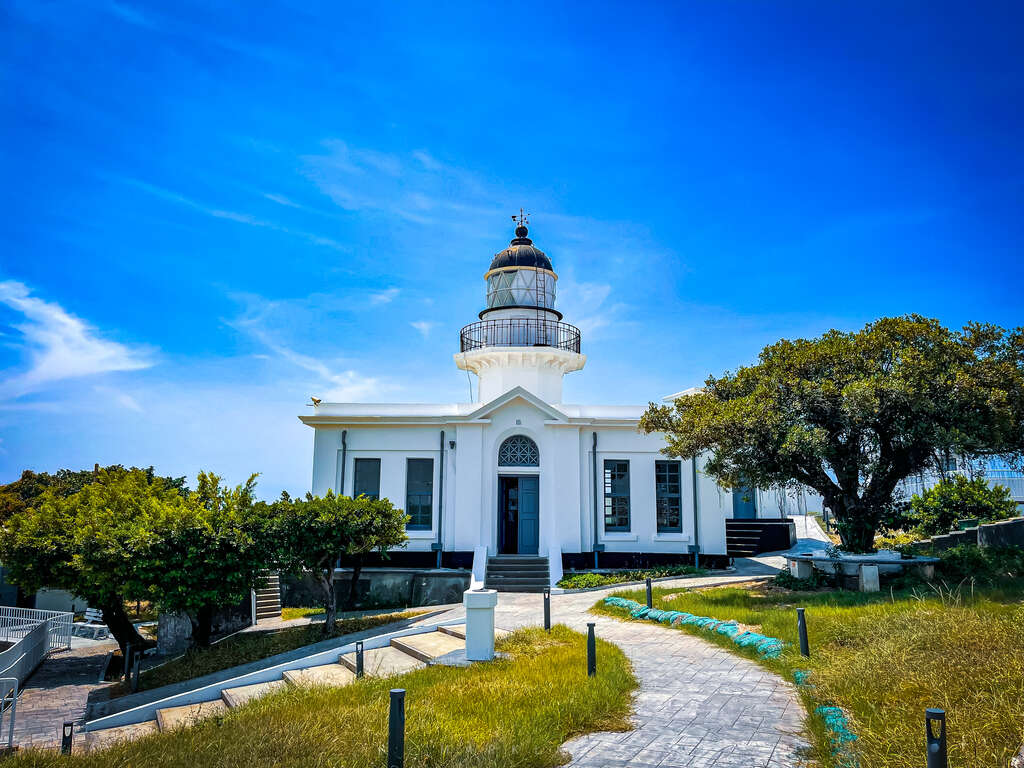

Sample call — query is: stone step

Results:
[488,557,548,566]
[439,624,512,641]
[487,564,548,571]
[156,699,228,732]
[221,679,287,708]
[283,663,356,688]
[78,720,159,753]
[339,645,425,677]
[390,631,464,662]
[485,583,549,593]
[483,573,548,585]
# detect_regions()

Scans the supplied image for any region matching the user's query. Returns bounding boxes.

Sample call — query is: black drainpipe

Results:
[592,431,600,569]
[436,430,445,569]
[340,430,348,495]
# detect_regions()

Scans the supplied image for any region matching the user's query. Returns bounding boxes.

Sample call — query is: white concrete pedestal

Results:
[789,559,814,579]
[858,564,880,592]
[463,588,498,661]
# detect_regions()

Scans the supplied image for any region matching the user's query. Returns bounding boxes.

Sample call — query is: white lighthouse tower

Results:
[454,212,586,403]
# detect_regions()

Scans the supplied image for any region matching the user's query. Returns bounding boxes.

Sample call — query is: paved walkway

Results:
[11,637,117,749]
[416,573,811,767]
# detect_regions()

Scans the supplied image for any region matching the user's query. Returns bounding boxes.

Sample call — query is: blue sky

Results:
[2,1,1022,497]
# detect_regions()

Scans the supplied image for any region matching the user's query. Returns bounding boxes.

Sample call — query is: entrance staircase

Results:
[725,521,763,557]
[80,624,507,753]
[254,572,282,622]
[484,555,550,593]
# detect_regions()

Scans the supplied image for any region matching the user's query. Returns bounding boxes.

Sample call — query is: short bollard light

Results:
[123,643,133,683]
[130,653,142,693]
[60,721,73,755]
[355,640,364,678]
[586,622,597,677]
[543,588,551,632]
[387,688,406,768]
[796,607,810,658]
[645,577,653,609]
[925,708,948,768]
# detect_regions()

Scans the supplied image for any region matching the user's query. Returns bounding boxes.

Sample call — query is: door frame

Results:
[497,473,540,555]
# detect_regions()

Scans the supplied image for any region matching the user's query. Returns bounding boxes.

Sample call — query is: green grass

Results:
[594,580,1024,768]
[279,606,325,621]
[557,564,704,589]
[17,626,637,768]
[120,610,425,695]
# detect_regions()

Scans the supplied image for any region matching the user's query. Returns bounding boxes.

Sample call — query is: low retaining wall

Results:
[282,569,470,610]
[915,516,1024,553]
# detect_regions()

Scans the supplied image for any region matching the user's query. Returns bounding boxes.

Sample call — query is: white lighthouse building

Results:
[300,217,797,589]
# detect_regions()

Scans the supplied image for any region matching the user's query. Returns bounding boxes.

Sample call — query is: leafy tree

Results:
[0,468,182,653]
[0,465,187,522]
[274,492,408,635]
[140,472,274,647]
[640,316,1024,552]
[909,476,1019,536]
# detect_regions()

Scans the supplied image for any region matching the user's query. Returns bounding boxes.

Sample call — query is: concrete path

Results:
[417,573,810,767]
[734,514,833,577]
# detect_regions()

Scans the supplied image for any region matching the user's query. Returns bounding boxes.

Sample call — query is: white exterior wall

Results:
[306,397,749,559]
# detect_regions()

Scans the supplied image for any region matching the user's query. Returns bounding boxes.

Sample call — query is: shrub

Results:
[772,566,825,590]
[557,564,701,589]
[937,544,1024,585]
[909,476,1018,536]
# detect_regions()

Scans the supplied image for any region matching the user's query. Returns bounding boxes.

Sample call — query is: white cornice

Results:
[453,347,586,374]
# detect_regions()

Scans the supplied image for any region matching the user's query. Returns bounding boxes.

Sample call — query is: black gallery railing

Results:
[459,318,581,353]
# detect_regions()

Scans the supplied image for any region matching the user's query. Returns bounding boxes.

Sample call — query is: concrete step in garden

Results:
[221,679,287,708]
[78,720,159,753]
[339,645,425,677]
[439,625,512,641]
[156,699,228,732]
[390,630,464,662]
[283,663,356,688]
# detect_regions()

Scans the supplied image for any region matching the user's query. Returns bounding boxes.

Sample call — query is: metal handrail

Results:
[0,608,73,688]
[460,318,581,353]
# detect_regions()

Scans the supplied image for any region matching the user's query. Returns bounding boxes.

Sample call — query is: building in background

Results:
[299,218,803,589]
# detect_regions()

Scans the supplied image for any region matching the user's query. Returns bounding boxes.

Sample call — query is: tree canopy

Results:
[0,468,184,651]
[640,316,1024,552]
[273,491,408,635]
[139,472,273,646]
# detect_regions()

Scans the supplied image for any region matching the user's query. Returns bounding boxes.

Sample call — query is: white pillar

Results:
[463,588,498,661]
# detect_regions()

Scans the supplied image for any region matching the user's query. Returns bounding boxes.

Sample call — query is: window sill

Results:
[653,533,690,542]
[601,533,638,542]
[405,530,436,539]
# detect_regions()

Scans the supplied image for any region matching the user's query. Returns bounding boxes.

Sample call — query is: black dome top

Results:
[488,224,553,272]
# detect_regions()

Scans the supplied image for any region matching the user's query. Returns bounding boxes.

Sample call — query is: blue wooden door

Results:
[517,476,539,554]
[732,485,757,519]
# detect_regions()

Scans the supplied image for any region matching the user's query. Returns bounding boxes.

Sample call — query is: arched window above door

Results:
[498,435,539,467]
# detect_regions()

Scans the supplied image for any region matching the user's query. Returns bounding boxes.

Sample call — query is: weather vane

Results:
[511,207,530,227]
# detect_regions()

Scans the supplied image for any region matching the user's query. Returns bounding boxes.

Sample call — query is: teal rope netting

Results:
[601,596,786,659]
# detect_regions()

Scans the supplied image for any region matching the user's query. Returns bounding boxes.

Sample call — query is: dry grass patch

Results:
[595,580,1024,768]
[15,626,636,768]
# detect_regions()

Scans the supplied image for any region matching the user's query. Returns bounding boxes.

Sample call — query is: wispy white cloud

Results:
[117,177,350,252]
[227,292,390,402]
[410,320,435,338]
[264,192,301,208]
[94,385,143,412]
[369,287,400,305]
[0,280,155,400]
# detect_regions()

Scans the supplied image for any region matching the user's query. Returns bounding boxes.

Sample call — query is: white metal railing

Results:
[0,678,16,751]
[898,473,1024,503]
[0,607,73,686]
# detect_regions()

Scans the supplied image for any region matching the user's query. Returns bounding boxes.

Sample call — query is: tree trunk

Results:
[190,604,215,647]
[345,557,363,611]
[102,601,153,656]
[828,497,879,553]
[319,570,338,637]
